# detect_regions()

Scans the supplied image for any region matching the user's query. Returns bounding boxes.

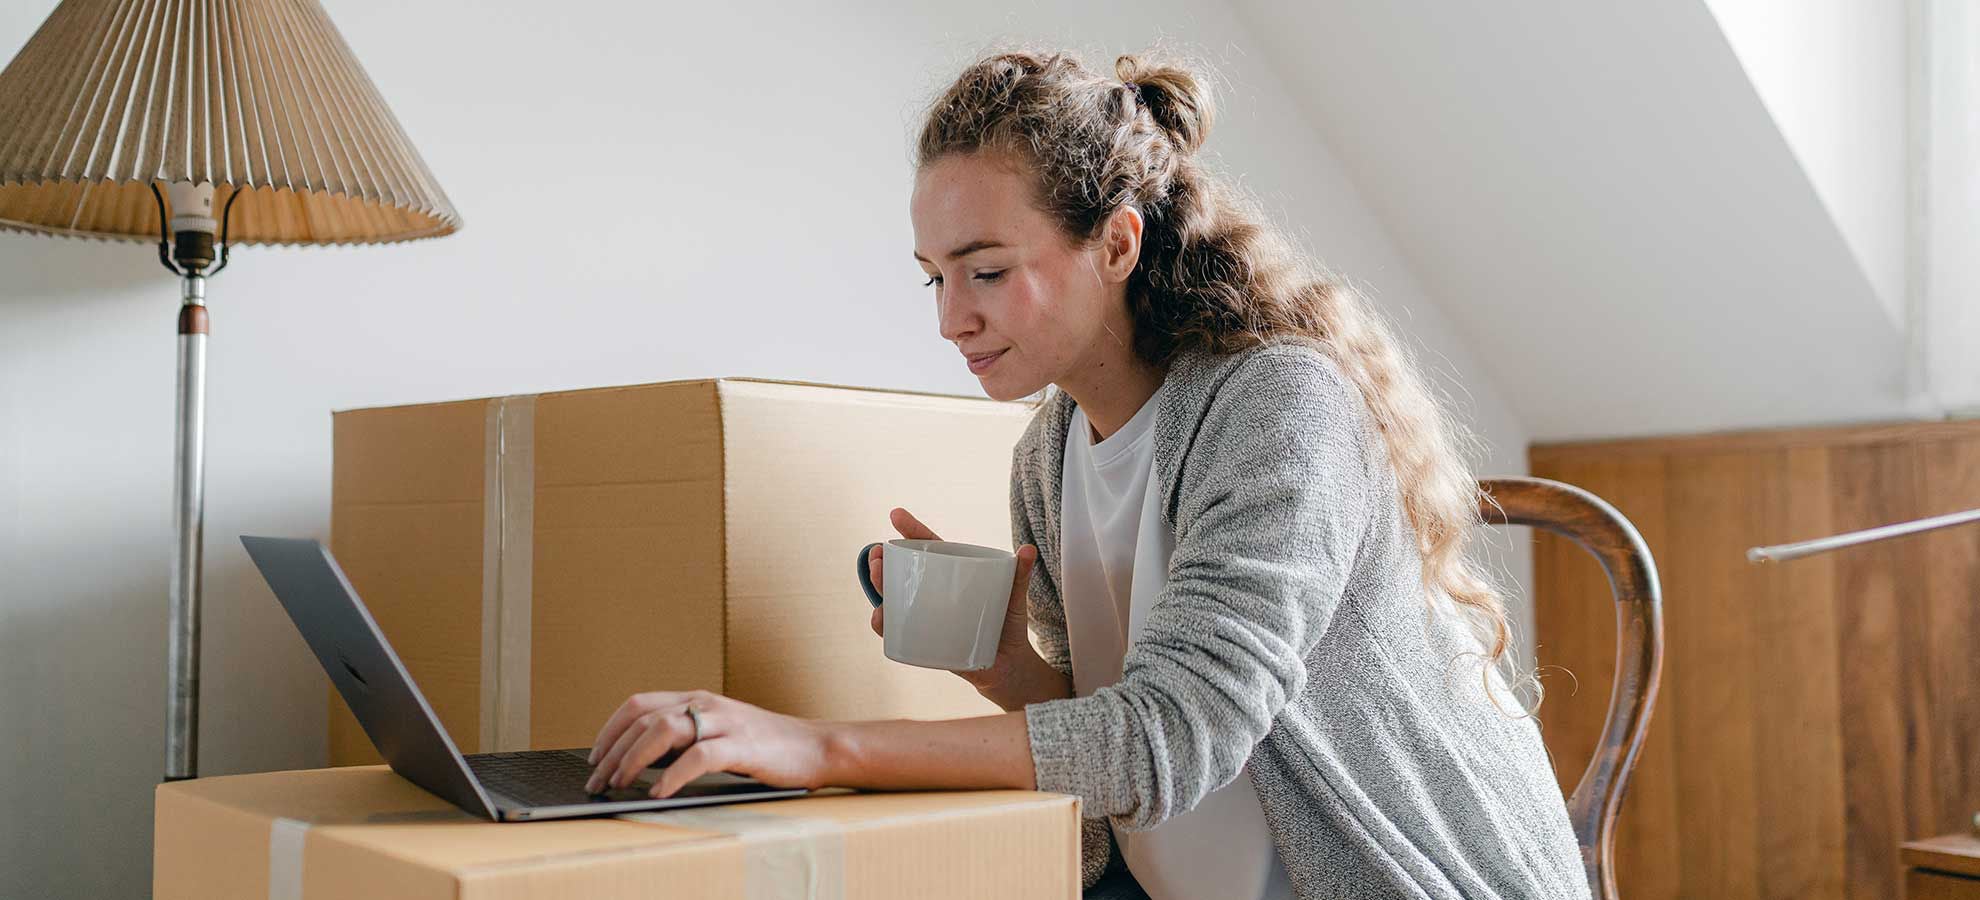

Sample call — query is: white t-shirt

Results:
[1059,385,1294,900]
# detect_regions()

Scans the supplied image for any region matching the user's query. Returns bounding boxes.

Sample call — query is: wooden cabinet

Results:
[1903,834,1980,899]
[1529,421,1980,900]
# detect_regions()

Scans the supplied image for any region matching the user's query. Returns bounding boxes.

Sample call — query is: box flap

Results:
[529,381,728,748]
[714,379,1030,721]
[331,400,491,765]
[157,767,1078,900]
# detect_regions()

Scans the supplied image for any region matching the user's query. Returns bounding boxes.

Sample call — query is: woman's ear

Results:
[1099,205,1144,283]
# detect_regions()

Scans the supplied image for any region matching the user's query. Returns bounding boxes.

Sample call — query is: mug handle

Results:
[855,542,885,608]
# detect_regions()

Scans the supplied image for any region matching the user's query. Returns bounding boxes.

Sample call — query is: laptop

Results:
[241,535,808,821]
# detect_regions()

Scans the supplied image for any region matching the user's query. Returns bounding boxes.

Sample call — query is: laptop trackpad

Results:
[590,768,764,804]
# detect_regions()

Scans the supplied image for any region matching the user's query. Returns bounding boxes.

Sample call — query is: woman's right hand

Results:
[866,508,1043,697]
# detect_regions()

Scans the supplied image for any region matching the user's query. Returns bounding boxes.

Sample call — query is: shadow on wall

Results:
[197,517,334,775]
[0,491,330,898]
[1,234,172,299]
[0,533,169,900]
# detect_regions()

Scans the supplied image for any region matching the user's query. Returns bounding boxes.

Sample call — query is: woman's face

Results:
[910,153,1128,401]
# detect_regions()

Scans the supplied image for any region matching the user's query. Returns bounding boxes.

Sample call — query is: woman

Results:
[585,50,1590,900]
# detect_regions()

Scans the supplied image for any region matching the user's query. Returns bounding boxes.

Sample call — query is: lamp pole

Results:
[162,180,217,780]
[167,269,208,780]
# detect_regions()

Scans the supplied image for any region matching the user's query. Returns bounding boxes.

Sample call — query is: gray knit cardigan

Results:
[1011,339,1592,899]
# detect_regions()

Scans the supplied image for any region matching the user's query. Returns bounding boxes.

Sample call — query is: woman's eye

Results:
[923,275,941,287]
[974,270,1006,282]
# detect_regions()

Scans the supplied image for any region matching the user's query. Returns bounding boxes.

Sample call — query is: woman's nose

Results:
[936,291,979,343]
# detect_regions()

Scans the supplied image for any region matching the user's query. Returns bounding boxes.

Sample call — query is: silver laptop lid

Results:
[241,536,499,820]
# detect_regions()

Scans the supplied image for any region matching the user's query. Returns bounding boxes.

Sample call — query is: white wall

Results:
[0,1,1527,895]
[1692,0,1980,415]
[1919,0,1980,414]
[1702,0,1911,327]
[1231,0,1911,442]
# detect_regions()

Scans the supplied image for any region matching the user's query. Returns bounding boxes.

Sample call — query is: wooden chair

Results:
[1479,477,1664,900]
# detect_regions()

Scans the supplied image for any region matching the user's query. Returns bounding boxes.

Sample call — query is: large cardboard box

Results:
[330,378,1032,766]
[154,766,1079,899]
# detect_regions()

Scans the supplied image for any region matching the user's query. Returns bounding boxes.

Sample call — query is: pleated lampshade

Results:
[0,0,459,245]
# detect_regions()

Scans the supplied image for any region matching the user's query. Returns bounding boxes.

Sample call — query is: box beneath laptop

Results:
[154,766,1079,899]
[329,378,1032,766]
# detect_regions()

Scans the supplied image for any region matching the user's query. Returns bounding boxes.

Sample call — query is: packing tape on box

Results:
[262,807,844,900]
[619,807,847,900]
[266,810,480,899]
[268,817,309,900]
[481,395,536,752]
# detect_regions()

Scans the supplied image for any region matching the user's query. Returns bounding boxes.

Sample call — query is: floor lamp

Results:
[0,0,460,781]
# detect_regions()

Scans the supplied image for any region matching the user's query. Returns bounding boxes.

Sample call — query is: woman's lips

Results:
[966,349,1007,374]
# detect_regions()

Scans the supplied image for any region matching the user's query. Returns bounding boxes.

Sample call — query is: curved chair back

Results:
[1479,477,1664,900]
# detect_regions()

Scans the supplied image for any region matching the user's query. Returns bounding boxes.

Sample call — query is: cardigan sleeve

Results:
[1010,411,1073,680]
[1009,403,1116,891]
[1023,345,1377,830]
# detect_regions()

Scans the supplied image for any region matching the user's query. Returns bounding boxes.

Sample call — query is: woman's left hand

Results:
[584,690,833,798]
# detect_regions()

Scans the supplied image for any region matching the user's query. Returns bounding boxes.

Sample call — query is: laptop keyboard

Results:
[466,748,773,810]
[468,749,649,808]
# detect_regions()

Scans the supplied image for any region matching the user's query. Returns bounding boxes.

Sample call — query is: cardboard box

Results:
[328,378,1032,766]
[154,766,1079,899]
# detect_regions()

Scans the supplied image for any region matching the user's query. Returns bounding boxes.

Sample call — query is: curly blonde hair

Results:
[916,49,1526,704]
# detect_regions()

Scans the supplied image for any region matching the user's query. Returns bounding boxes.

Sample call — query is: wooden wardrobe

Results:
[1529,420,1980,900]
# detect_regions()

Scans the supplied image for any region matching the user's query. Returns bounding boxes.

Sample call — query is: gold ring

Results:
[684,705,703,746]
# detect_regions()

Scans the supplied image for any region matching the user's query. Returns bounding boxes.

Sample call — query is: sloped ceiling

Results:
[1230,0,1913,442]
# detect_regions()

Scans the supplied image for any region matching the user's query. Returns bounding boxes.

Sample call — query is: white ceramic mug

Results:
[856,539,1015,671]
